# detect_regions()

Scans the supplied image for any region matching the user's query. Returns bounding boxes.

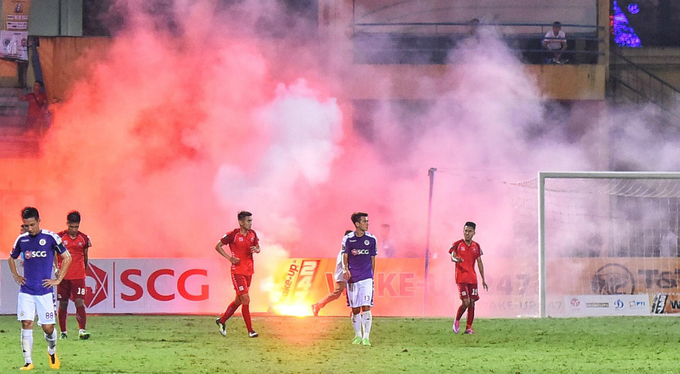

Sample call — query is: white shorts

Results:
[334,252,346,283]
[17,292,56,326]
[346,278,374,308]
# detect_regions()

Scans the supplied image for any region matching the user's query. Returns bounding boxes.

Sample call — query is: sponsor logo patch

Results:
[24,251,47,259]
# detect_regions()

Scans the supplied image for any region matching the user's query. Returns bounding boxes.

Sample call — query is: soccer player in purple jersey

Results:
[343,212,377,346]
[8,207,72,371]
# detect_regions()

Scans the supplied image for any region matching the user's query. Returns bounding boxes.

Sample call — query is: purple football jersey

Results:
[10,230,67,296]
[342,231,377,283]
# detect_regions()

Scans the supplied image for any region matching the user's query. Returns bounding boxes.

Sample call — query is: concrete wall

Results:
[36,36,111,102]
[347,64,605,101]
[0,0,83,36]
[31,0,82,36]
[25,41,605,103]
[0,60,17,86]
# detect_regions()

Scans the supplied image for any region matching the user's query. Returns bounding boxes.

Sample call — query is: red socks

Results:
[467,305,475,329]
[456,304,475,329]
[219,302,239,324]
[76,306,87,330]
[456,305,467,321]
[59,306,88,332]
[242,305,253,332]
[219,300,254,333]
[58,308,68,332]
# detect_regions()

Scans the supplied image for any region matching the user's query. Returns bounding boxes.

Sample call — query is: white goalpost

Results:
[538,171,680,318]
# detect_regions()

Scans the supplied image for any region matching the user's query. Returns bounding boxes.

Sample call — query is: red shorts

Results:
[57,279,87,301]
[232,274,252,296]
[457,283,479,301]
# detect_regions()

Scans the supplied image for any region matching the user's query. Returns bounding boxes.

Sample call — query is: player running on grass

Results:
[311,230,353,316]
[8,207,72,370]
[343,212,377,346]
[449,221,488,334]
[55,211,92,340]
[215,211,261,338]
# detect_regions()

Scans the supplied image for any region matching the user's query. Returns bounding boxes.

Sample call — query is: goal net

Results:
[528,172,680,317]
[423,170,680,318]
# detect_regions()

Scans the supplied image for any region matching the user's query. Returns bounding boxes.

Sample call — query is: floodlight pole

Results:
[424,167,437,314]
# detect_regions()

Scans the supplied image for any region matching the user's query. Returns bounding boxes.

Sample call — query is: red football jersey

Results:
[449,239,482,284]
[57,230,92,280]
[26,92,47,118]
[221,229,259,276]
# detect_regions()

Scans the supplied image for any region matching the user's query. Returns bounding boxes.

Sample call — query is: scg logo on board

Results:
[120,268,209,302]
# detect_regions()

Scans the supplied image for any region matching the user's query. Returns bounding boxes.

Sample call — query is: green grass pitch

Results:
[0,315,679,373]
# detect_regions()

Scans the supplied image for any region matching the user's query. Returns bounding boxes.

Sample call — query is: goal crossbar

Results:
[538,171,680,317]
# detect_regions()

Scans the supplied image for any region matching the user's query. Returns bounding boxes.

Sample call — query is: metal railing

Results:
[352,21,603,36]
[351,22,604,64]
[609,51,680,110]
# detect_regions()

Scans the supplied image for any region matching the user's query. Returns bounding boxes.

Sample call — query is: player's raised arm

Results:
[477,256,488,291]
[45,251,71,287]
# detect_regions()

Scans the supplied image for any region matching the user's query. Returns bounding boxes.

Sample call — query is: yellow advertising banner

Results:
[266,258,428,317]
[265,257,680,317]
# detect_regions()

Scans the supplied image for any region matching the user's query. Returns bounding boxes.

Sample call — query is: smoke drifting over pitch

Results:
[1,1,676,316]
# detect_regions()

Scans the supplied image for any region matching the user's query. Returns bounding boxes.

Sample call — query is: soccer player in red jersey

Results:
[311,230,353,317]
[55,211,92,340]
[449,221,488,334]
[214,211,261,338]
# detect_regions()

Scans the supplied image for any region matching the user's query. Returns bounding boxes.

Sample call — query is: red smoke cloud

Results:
[1,2,621,317]
[1,5,574,266]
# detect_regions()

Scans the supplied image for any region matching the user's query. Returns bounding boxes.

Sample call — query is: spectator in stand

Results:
[380,224,396,258]
[18,81,48,136]
[660,228,678,257]
[468,18,480,38]
[542,21,567,64]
